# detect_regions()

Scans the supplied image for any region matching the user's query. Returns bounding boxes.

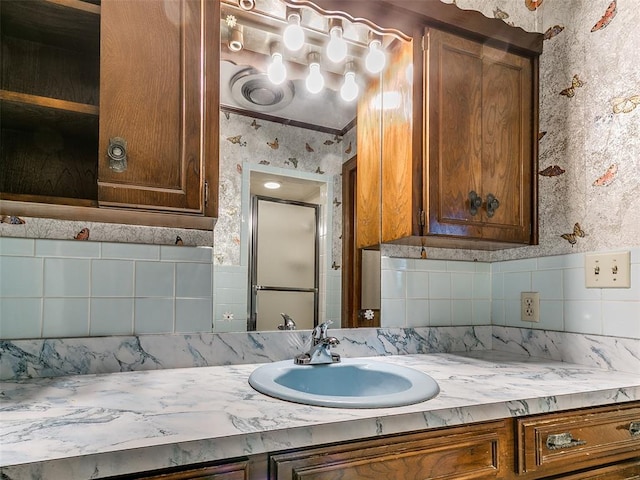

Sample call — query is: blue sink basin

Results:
[248,358,440,408]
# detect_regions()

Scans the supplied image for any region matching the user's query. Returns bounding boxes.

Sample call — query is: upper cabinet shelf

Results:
[0,0,100,52]
[1,90,99,137]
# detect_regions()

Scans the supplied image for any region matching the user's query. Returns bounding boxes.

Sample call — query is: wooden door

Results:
[425,28,534,244]
[98,0,218,216]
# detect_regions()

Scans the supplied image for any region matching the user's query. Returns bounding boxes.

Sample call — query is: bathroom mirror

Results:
[217,0,393,331]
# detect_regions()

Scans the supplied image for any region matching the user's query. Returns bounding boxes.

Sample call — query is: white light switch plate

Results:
[585,251,631,288]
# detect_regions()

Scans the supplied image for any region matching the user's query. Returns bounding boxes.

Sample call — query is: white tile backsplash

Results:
[0,256,43,297]
[43,298,89,337]
[0,237,35,256]
[135,262,175,297]
[91,260,135,297]
[0,298,42,338]
[134,298,174,334]
[0,239,638,341]
[176,298,213,332]
[90,298,134,336]
[0,239,213,338]
[176,263,212,298]
[44,258,91,297]
[102,242,160,260]
[35,239,100,258]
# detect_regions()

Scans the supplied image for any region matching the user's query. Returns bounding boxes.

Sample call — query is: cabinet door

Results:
[425,28,534,244]
[271,421,510,480]
[98,0,218,216]
[480,43,533,244]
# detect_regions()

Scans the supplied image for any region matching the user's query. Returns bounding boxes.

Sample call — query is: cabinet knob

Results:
[468,191,482,216]
[546,432,586,450]
[485,193,500,218]
[107,137,128,172]
[630,421,640,436]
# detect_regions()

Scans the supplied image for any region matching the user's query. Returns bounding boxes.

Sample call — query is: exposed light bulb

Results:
[267,52,287,85]
[283,10,304,51]
[326,25,347,63]
[306,63,324,94]
[365,39,386,74]
[340,69,359,102]
[306,54,324,94]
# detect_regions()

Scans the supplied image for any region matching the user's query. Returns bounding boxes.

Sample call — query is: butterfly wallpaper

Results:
[216,110,356,266]
[407,0,640,261]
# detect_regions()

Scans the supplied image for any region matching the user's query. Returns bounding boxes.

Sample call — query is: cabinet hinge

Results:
[204,180,209,207]
[418,209,426,227]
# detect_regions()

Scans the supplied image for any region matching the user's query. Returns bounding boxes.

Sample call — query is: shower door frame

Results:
[247,195,320,331]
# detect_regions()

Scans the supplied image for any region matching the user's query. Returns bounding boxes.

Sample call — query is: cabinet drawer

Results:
[271,420,509,480]
[516,402,640,476]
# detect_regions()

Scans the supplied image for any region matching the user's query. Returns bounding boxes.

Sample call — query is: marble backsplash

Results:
[2,326,638,381]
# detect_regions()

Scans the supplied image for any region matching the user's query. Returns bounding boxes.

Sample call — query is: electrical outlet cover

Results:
[521,292,540,323]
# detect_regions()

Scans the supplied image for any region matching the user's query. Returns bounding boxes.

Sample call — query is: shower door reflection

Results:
[249,196,319,331]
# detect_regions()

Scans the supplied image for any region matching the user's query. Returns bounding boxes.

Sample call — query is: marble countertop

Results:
[1,351,639,479]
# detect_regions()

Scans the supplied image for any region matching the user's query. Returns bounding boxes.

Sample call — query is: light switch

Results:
[584,251,631,288]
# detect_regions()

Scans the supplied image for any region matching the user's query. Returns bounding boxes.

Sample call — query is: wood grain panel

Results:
[426,28,483,238]
[356,75,381,248]
[1,128,97,200]
[480,45,532,243]
[517,402,640,477]
[1,36,99,105]
[271,420,510,480]
[98,0,208,213]
[381,39,414,243]
[0,0,100,52]
[1,91,98,135]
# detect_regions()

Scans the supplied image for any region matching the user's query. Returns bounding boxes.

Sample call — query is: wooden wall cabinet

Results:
[315,0,543,250]
[0,0,219,229]
[421,27,536,248]
[377,23,540,250]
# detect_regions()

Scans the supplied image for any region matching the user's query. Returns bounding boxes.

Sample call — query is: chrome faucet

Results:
[278,313,296,330]
[294,321,341,365]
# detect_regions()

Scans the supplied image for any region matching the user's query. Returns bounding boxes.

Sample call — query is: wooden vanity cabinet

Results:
[0,0,219,229]
[103,458,255,480]
[514,402,640,479]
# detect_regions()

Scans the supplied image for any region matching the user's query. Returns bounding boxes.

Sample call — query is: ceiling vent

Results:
[230,68,294,113]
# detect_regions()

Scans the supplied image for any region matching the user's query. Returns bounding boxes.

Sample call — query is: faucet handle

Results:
[278,313,296,330]
[312,320,333,342]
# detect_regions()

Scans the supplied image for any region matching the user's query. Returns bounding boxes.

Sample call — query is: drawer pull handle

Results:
[630,421,640,436]
[546,433,586,450]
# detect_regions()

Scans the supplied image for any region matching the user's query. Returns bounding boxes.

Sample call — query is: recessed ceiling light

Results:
[264,181,281,189]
